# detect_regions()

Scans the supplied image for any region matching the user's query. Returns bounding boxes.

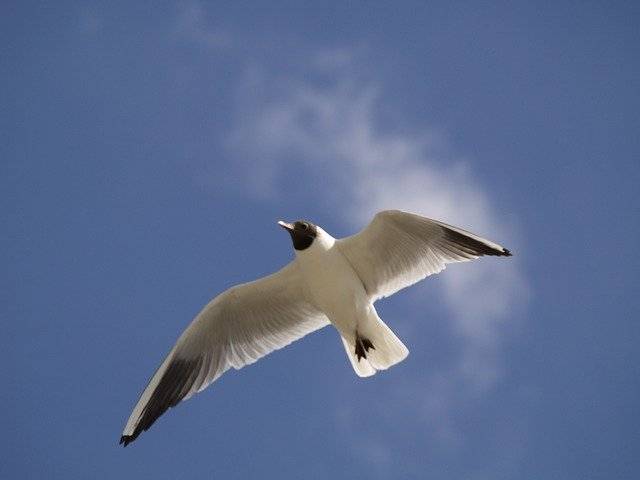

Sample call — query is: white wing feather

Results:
[121,262,329,445]
[337,210,511,300]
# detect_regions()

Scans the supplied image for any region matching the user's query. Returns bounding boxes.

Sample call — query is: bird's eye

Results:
[300,222,309,230]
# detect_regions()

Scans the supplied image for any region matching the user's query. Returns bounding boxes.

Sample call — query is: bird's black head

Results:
[278,220,318,251]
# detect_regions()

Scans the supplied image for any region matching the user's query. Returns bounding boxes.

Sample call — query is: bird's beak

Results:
[277,220,294,231]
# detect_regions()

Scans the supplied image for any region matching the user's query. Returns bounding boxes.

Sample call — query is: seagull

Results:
[120,210,512,445]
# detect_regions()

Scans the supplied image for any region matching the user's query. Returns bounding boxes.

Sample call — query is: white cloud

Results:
[226,53,530,470]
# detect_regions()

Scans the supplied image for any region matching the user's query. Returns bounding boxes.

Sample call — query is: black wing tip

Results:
[485,246,512,257]
[119,357,202,448]
[442,227,512,258]
[120,432,142,447]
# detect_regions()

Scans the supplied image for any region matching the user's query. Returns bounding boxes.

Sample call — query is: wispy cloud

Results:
[225,51,530,471]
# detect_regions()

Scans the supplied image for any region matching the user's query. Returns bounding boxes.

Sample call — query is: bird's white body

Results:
[294,226,409,376]
[294,227,366,339]
[120,210,511,445]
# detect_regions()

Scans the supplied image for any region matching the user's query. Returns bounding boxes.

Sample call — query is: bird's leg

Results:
[354,332,375,362]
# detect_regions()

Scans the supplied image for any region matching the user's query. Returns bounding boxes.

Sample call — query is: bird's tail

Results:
[340,315,409,377]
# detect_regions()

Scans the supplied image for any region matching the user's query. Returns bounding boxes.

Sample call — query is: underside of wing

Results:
[120,263,329,446]
[337,210,511,300]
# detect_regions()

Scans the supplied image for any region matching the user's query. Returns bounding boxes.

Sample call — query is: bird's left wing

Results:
[337,210,512,301]
[120,262,329,446]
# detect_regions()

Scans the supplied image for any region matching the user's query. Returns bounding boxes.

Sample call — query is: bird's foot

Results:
[355,333,375,362]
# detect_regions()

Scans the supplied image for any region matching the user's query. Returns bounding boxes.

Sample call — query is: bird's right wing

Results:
[120,262,329,446]
[337,210,512,301]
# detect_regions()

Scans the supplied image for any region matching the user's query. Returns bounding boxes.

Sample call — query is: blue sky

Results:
[2,1,639,478]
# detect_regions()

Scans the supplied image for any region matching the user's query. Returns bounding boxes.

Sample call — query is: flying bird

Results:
[120,210,512,445]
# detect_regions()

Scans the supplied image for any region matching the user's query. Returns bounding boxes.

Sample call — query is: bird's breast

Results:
[296,246,369,330]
